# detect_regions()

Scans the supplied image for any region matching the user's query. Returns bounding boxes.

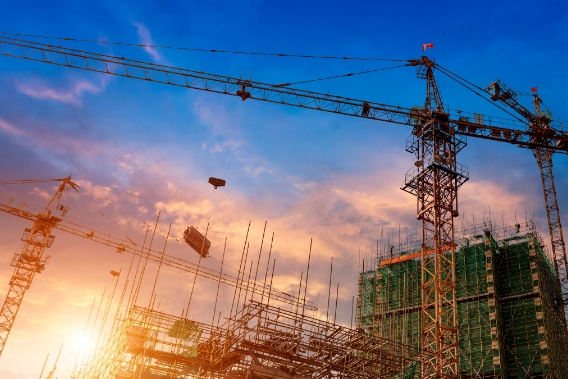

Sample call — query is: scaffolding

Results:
[75,301,424,379]
[357,221,568,378]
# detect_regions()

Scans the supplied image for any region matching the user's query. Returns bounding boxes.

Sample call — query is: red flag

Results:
[423,43,434,52]
[531,87,538,93]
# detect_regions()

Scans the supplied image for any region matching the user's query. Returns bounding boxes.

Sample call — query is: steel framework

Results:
[532,96,568,329]
[0,182,313,355]
[358,221,568,378]
[0,36,566,153]
[0,176,79,355]
[74,301,424,379]
[0,36,567,374]
[401,58,463,378]
[487,81,568,334]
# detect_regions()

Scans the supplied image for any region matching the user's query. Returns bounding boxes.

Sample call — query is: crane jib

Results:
[2,34,568,375]
[0,36,566,154]
[0,200,316,311]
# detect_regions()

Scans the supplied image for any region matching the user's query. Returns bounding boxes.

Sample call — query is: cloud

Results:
[137,206,148,214]
[247,165,273,176]
[0,80,560,379]
[74,180,118,213]
[0,117,27,137]
[0,114,113,164]
[459,180,531,224]
[155,199,214,220]
[15,78,105,106]
[193,98,278,178]
[207,139,244,154]
[193,99,240,137]
[132,22,163,62]
[28,187,52,200]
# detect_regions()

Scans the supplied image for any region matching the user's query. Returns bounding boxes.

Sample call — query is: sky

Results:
[0,1,567,378]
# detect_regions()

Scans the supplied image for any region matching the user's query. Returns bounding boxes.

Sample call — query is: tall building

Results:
[357,222,568,378]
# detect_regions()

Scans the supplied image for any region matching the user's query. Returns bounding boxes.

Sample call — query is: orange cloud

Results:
[0,104,557,379]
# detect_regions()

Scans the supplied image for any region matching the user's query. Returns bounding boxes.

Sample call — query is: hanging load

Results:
[168,319,203,342]
[183,226,211,258]
[208,177,226,189]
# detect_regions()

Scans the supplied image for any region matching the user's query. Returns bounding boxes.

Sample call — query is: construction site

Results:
[357,221,568,377]
[0,15,568,379]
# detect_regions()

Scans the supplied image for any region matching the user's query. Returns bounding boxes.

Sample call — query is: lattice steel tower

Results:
[402,57,468,378]
[532,95,568,330]
[487,80,568,335]
[0,176,78,356]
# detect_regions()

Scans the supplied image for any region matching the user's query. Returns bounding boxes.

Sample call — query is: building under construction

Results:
[357,222,568,378]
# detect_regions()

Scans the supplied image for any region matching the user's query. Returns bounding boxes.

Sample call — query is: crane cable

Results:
[434,64,527,124]
[273,64,409,87]
[4,34,556,127]
[0,35,409,92]
[437,64,566,128]
[0,32,407,62]
[516,91,556,116]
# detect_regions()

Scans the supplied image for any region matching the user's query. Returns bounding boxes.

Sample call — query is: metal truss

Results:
[0,201,313,313]
[0,36,566,154]
[535,150,568,323]
[0,177,78,356]
[1,36,568,373]
[401,60,463,378]
[75,302,424,379]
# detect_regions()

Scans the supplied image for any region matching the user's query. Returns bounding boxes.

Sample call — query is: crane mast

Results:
[0,176,78,356]
[402,58,462,377]
[532,95,568,326]
[487,80,568,335]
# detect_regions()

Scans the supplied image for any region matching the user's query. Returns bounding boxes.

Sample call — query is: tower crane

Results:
[486,81,568,320]
[0,176,79,356]
[0,177,311,356]
[1,35,567,378]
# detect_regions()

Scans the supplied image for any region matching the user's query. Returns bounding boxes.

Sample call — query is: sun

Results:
[75,335,91,351]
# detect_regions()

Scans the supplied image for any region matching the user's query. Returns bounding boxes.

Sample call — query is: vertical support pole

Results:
[418,120,459,378]
[484,230,506,377]
[527,236,551,372]
[534,150,568,325]
[532,95,568,345]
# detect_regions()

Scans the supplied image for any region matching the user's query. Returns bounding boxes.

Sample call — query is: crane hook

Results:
[236,82,251,101]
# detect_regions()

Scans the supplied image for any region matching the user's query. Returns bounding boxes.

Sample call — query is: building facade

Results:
[357,223,568,378]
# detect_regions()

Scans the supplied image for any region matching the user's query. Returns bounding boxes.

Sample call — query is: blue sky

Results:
[0,1,567,378]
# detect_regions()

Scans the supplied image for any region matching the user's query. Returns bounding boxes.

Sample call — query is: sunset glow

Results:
[0,1,567,378]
